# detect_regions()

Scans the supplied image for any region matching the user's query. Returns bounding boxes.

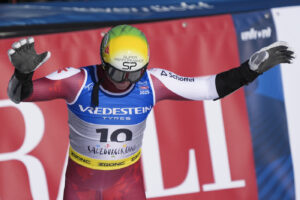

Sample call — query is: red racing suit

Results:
[24,64,219,200]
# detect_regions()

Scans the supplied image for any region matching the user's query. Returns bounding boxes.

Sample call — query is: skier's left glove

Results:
[249,41,295,74]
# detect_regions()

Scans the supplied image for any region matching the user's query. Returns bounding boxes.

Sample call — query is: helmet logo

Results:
[122,62,137,70]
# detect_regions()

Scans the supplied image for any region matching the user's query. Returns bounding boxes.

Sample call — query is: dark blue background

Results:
[233,10,295,200]
[0,0,300,27]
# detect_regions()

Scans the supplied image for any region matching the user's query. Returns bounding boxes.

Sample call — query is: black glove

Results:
[8,37,50,76]
[249,41,295,74]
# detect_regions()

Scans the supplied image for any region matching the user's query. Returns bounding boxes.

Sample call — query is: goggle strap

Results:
[91,80,101,107]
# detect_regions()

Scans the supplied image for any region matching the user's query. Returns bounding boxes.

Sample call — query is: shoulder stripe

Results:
[46,67,81,80]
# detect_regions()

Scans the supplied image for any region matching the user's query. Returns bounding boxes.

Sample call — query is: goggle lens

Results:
[107,67,125,82]
[105,63,146,83]
[127,70,144,82]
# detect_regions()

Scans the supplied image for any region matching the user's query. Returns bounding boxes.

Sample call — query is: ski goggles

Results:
[104,63,147,83]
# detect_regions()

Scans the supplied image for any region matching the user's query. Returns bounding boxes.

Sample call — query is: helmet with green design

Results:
[100,24,150,83]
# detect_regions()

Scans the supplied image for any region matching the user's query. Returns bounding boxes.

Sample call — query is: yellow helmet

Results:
[100,25,149,82]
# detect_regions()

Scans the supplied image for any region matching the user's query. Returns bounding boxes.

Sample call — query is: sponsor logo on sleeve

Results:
[160,70,194,82]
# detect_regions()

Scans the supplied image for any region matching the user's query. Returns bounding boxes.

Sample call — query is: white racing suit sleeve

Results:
[148,68,219,102]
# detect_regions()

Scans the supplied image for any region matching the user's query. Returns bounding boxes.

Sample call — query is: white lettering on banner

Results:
[241,27,272,41]
[0,100,49,200]
[142,111,200,198]
[202,100,245,191]
[23,2,214,14]
[142,102,245,197]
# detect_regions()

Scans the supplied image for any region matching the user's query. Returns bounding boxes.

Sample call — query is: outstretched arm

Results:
[7,37,85,103]
[150,41,295,103]
[215,41,294,99]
